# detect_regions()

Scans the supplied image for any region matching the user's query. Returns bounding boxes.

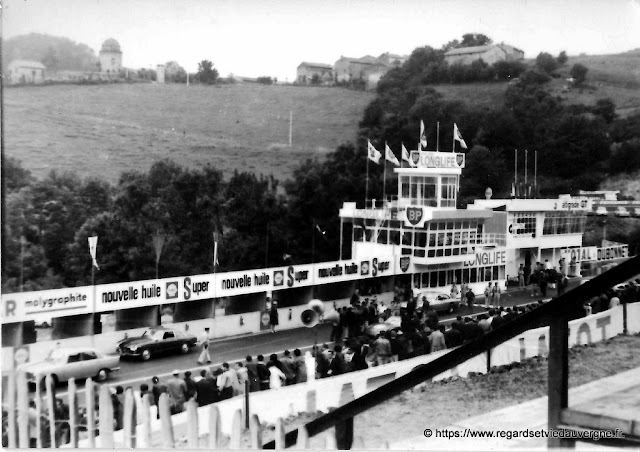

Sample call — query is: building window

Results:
[543,212,587,235]
[511,212,537,236]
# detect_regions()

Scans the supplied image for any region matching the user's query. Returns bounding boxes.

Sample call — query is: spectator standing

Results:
[235,362,248,394]
[197,327,212,365]
[112,386,124,430]
[184,371,197,401]
[166,370,187,414]
[151,376,168,419]
[484,282,492,308]
[256,355,270,390]
[218,363,237,399]
[450,282,459,303]
[280,350,297,385]
[245,356,260,392]
[372,332,392,366]
[430,325,446,353]
[327,345,347,376]
[293,349,307,383]
[557,273,569,296]
[518,264,525,288]
[492,282,502,308]
[267,361,286,389]
[269,301,279,333]
[465,287,475,311]
[195,370,217,406]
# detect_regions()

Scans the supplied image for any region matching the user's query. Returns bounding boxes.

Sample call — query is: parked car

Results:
[19,346,120,386]
[414,291,459,313]
[614,207,630,218]
[365,315,401,337]
[595,206,608,216]
[117,327,197,361]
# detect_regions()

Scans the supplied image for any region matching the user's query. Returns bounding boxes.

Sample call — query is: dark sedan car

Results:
[117,327,197,361]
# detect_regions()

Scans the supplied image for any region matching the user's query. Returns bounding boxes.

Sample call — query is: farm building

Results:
[99,38,123,73]
[296,62,333,85]
[334,53,408,90]
[444,43,524,66]
[6,60,46,85]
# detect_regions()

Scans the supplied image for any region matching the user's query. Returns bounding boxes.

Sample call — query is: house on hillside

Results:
[296,62,333,85]
[377,52,408,68]
[334,53,408,90]
[444,43,524,66]
[6,60,46,84]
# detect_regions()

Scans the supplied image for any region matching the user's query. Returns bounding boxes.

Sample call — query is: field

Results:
[3,83,375,183]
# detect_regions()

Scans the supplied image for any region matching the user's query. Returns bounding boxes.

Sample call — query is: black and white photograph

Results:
[2,0,640,449]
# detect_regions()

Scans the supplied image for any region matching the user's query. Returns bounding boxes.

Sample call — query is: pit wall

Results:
[94,303,640,446]
[1,293,397,371]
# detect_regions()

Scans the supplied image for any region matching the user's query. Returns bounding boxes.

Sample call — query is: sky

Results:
[3,0,640,81]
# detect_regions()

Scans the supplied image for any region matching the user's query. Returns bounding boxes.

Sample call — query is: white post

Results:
[289,110,293,147]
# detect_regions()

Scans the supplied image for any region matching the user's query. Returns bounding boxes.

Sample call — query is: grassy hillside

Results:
[550,49,640,117]
[4,83,375,183]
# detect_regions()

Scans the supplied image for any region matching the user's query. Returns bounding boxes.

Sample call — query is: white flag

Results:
[367,141,382,164]
[385,143,400,166]
[213,232,220,266]
[401,143,415,167]
[453,123,468,149]
[88,236,100,270]
[419,120,428,150]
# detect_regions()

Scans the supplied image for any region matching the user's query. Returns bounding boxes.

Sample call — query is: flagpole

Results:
[514,149,518,197]
[436,122,440,152]
[365,147,370,207]
[524,149,528,185]
[534,150,538,198]
[383,142,387,205]
[452,124,455,153]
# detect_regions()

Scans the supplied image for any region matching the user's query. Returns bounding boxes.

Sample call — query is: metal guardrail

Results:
[263,254,640,449]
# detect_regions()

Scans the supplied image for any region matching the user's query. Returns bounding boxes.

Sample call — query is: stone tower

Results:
[99,38,122,73]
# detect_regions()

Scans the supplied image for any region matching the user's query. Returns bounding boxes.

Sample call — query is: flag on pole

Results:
[213,232,220,267]
[401,143,415,167]
[453,123,468,149]
[315,224,326,235]
[367,141,382,164]
[385,143,400,166]
[419,120,428,150]
[88,236,100,270]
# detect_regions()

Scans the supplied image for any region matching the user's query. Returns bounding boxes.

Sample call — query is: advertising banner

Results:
[1,287,92,324]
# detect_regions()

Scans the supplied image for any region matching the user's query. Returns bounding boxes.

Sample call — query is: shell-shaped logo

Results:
[166,282,179,299]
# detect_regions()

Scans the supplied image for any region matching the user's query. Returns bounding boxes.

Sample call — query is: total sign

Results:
[402,206,433,228]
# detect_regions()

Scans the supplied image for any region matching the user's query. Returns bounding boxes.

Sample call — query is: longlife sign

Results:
[410,151,465,169]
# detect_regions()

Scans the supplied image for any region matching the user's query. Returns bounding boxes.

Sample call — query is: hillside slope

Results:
[4,83,375,183]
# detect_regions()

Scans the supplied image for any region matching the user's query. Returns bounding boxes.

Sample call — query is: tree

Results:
[459,33,492,48]
[164,61,187,83]
[570,63,588,85]
[557,51,568,65]
[535,52,559,74]
[492,60,526,81]
[593,98,617,123]
[197,60,219,84]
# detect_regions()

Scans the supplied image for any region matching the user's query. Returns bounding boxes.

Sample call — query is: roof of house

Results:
[298,62,333,69]
[444,43,524,57]
[9,60,46,69]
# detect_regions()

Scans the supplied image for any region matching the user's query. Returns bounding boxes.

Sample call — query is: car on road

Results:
[19,346,120,386]
[414,291,460,313]
[117,327,197,361]
[614,207,630,218]
[365,315,402,337]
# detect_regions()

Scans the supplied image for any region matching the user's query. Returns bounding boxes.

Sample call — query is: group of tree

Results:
[4,33,99,71]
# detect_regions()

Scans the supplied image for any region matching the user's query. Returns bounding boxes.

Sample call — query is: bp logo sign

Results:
[400,257,411,272]
[456,153,465,167]
[406,207,423,226]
